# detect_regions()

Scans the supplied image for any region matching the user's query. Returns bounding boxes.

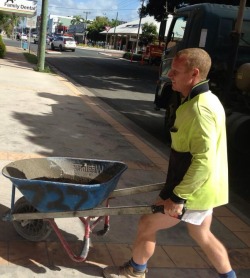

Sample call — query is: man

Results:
[103,48,236,278]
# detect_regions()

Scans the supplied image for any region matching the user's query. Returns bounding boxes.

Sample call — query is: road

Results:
[45,46,168,143]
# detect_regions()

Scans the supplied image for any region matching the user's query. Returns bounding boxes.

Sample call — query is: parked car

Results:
[31,32,38,38]
[50,36,76,52]
[21,33,27,40]
[33,35,50,45]
[33,36,38,44]
[16,33,27,41]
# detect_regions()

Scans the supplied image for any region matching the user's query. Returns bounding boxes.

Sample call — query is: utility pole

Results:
[83,11,91,44]
[113,12,118,49]
[37,0,48,72]
[135,0,145,53]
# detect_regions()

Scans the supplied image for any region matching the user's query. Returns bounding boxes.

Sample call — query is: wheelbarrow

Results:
[2,157,165,262]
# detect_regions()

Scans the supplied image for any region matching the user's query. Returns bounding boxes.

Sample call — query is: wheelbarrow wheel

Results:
[12,197,52,242]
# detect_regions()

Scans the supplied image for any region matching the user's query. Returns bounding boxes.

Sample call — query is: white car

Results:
[33,35,50,45]
[20,33,27,40]
[50,36,76,52]
[31,32,38,38]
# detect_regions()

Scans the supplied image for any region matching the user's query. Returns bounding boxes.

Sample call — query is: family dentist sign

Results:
[0,0,37,17]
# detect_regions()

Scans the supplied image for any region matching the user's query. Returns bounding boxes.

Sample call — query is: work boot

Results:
[103,262,147,278]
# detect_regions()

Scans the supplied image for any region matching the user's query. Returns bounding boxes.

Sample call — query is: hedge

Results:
[0,35,6,58]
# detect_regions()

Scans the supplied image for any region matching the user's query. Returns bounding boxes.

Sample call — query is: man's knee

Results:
[138,215,154,230]
[187,214,213,241]
[138,213,179,236]
[188,225,213,246]
[137,214,162,235]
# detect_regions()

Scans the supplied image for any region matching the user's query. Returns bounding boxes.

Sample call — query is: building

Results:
[67,23,87,44]
[100,15,173,51]
[47,15,73,35]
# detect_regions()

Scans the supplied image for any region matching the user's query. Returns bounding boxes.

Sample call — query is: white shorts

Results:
[181,209,213,225]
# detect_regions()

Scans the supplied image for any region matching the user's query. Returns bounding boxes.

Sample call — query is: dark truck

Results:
[154,3,250,200]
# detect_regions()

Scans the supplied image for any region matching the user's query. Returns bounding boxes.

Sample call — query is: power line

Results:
[37,4,137,12]
[118,0,138,9]
[36,2,140,21]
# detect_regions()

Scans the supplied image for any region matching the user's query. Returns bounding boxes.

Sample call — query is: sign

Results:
[68,23,86,34]
[105,26,111,32]
[26,15,37,28]
[0,0,37,17]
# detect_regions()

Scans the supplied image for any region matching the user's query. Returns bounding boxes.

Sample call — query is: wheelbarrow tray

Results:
[2,157,127,213]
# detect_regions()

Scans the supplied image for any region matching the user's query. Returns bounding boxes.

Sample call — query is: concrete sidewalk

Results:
[0,45,249,278]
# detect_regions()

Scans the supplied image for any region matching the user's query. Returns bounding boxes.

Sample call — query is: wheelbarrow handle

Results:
[110,182,165,197]
[11,205,166,221]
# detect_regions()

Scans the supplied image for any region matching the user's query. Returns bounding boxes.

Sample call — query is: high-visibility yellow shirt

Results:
[170,85,228,210]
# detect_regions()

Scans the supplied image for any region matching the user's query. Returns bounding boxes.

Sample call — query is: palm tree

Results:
[0,12,20,38]
[71,15,84,25]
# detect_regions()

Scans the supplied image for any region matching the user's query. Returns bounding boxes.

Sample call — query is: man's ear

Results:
[192,68,199,77]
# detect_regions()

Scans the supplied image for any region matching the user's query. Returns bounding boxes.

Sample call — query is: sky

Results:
[36,0,142,23]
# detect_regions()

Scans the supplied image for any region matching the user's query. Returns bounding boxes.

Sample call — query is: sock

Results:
[219,270,237,278]
[129,258,147,272]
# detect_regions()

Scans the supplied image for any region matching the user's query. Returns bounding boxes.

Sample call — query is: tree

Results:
[139,22,158,46]
[87,16,113,42]
[144,0,169,21]
[0,12,20,37]
[109,18,120,28]
[0,34,6,58]
[71,15,84,25]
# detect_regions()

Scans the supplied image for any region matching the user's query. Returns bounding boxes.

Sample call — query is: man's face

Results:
[167,55,195,97]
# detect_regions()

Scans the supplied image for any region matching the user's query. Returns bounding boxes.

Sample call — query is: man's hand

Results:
[155,198,184,218]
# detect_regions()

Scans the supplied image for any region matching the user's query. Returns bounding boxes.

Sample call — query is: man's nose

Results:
[167,69,172,78]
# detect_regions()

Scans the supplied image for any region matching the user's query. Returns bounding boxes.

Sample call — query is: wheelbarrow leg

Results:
[10,183,16,213]
[2,184,17,222]
[47,218,91,263]
[90,198,111,236]
[46,214,111,263]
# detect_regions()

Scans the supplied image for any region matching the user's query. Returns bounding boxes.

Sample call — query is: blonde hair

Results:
[175,48,211,79]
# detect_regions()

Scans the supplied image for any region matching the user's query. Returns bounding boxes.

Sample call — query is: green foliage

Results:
[23,52,52,73]
[34,65,52,73]
[71,15,84,25]
[23,52,38,64]
[0,35,6,58]
[145,0,169,21]
[87,16,110,42]
[140,22,158,46]
[87,16,122,42]
[0,12,20,37]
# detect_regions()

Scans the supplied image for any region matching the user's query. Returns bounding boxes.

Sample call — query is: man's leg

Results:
[132,212,180,264]
[103,212,180,278]
[187,214,234,275]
